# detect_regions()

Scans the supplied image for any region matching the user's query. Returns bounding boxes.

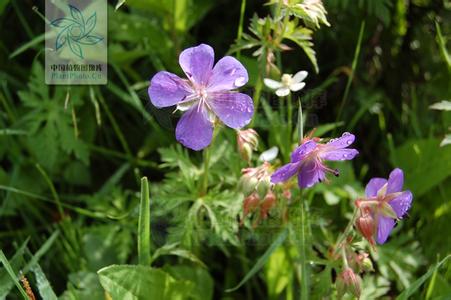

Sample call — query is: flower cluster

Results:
[148,43,413,247]
[238,162,277,226]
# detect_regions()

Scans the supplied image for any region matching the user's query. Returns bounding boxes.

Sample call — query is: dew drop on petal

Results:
[234,76,246,87]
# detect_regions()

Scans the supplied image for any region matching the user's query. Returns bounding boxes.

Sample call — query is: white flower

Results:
[263,71,308,97]
[258,146,279,162]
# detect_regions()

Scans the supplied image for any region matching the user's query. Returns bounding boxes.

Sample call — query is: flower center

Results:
[197,87,208,101]
[281,74,292,87]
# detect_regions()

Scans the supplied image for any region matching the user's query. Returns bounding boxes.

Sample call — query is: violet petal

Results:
[376,216,395,244]
[179,44,214,86]
[320,148,359,161]
[271,162,300,184]
[365,178,387,197]
[326,132,355,149]
[148,71,190,108]
[290,140,317,163]
[207,56,248,92]
[175,103,213,151]
[387,168,404,194]
[297,160,326,188]
[389,190,413,218]
[209,92,253,129]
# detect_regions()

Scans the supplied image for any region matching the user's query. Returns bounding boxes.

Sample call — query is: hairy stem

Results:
[199,126,220,196]
[333,207,358,256]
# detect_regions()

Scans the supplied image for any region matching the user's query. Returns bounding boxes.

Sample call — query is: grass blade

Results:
[0,250,29,299]
[396,255,451,300]
[335,20,365,125]
[31,263,57,300]
[225,227,289,292]
[138,177,151,266]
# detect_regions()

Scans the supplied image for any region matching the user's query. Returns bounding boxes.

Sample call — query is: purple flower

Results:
[148,44,253,151]
[357,168,413,244]
[271,132,359,188]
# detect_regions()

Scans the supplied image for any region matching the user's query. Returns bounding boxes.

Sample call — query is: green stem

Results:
[250,73,263,127]
[287,93,293,141]
[333,207,358,256]
[236,0,246,60]
[335,20,365,126]
[96,87,133,159]
[200,126,220,196]
[138,177,151,266]
[299,193,309,300]
[35,164,64,217]
[341,247,349,268]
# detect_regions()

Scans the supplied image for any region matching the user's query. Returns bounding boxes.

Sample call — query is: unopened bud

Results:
[242,193,260,218]
[362,257,374,272]
[355,207,376,246]
[239,174,259,196]
[237,129,259,163]
[260,192,277,220]
[256,177,271,199]
[336,267,362,299]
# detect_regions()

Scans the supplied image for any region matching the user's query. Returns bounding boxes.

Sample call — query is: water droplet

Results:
[342,132,351,136]
[234,77,246,87]
[346,140,352,145]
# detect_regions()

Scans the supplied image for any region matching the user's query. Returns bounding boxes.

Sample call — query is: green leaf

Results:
[138,177,151,266]
[165,265,213,300]
[435,22,451,71]
[0,239,29,298]
[396,255,451,300]
[151,243,206,268]
[98,265,193,300]
[265,246,295,298]
[225,227,289,292]
[0,250,29,299]
[391,139,451,197]
[31,263,58,300]
[284,25,319,73]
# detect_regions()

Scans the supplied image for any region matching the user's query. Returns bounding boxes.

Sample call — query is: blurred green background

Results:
[0,0,450,299]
